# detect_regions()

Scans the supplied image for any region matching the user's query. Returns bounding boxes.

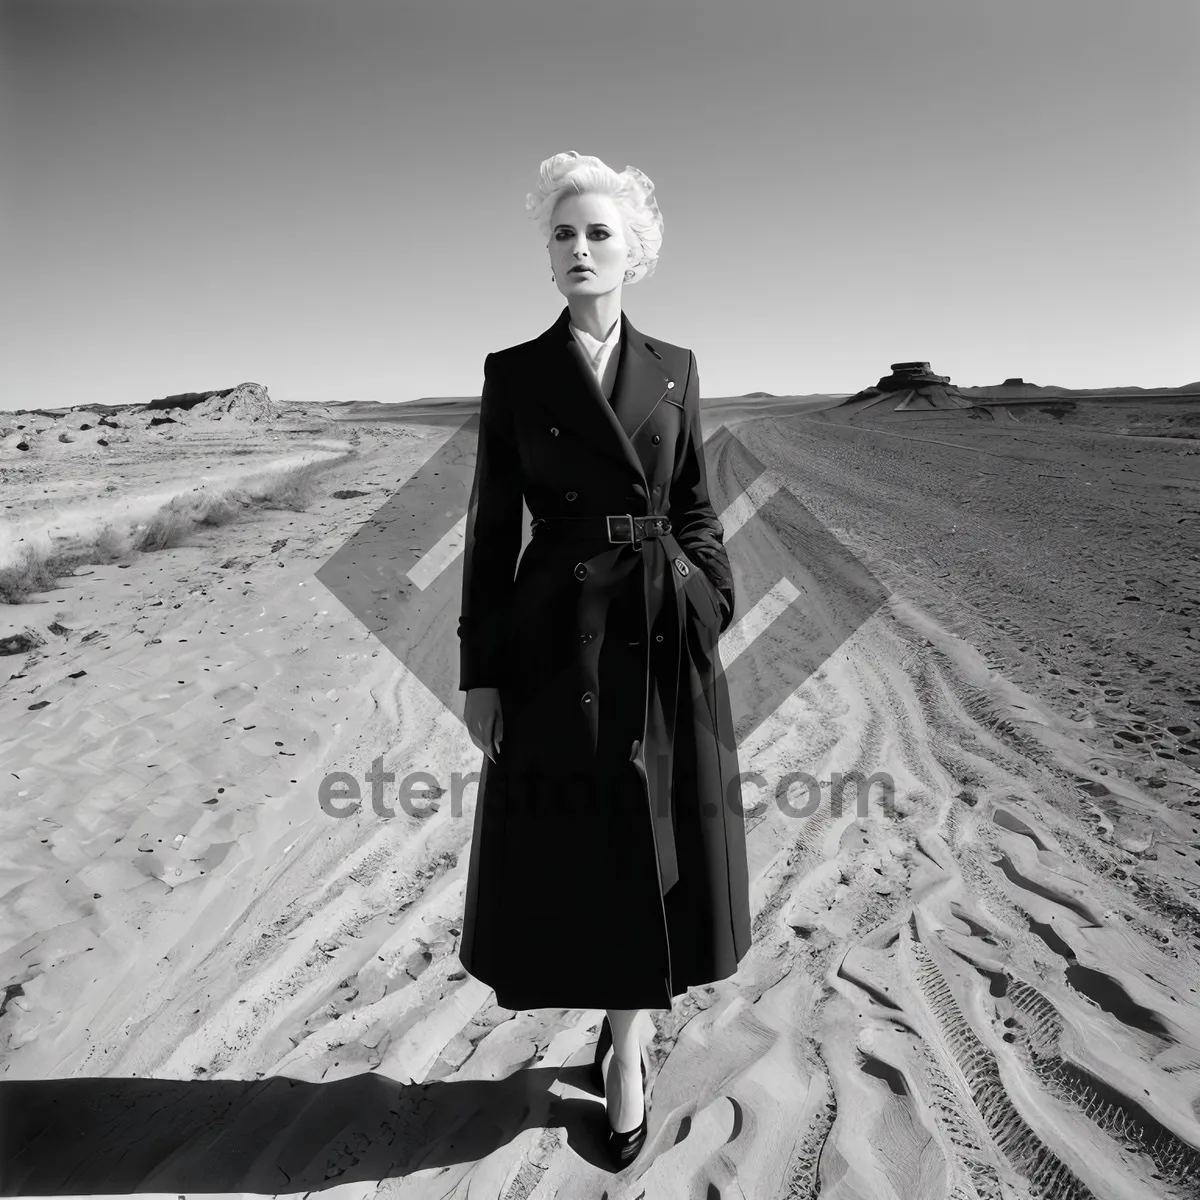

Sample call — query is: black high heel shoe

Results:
[589,1015,612,1093]
[603,1045,648,1169]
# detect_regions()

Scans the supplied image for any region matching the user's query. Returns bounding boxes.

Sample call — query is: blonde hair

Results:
[525,151,665,283]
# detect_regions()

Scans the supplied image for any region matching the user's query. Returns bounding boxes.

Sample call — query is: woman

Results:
[456,151,751,1167]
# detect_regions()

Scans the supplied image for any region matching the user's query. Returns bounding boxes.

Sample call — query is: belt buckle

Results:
[606,513,635,543]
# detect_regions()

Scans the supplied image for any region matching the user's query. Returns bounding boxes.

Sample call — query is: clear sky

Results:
[2,0,1196,411]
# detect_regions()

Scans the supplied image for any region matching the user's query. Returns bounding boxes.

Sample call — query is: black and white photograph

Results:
[2,0,1199,1194]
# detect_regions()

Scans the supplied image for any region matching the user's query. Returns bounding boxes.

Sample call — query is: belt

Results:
[530,513,672,545]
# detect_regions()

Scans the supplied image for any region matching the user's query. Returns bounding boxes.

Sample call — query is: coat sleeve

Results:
[668,349,736,634]
[457,352,525,690]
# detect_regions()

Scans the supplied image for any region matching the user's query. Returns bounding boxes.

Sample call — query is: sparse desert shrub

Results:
[0,451,354,602]
[238,461,322,512]
[94,523,127,562]
[197,490,254,527]
[0,544,64,603]
[134,489,241,551]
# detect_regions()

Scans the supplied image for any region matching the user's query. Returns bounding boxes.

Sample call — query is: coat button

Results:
[580,631,593,642]
[667,381,675,389]
[675,557,689,576]
[651,433,661,445]
[655,634,664,642]
[581,691,593,705]
[566,490,577,501]
[574,562,588,580]
[550,426,559,436]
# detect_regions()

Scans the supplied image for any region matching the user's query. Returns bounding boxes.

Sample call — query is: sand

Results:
[2,386,1199,1198]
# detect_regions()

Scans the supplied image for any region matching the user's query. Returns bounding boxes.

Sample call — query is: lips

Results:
[569,266,593,275]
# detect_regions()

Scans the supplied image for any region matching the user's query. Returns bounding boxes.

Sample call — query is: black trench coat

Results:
[456,305,751,1011]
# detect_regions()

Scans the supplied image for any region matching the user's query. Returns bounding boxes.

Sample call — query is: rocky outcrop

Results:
[874,362,953,392]
[839,361,973,415]
[146,388,235,411]
[0,381,283,459]
[144,382,279,421]
[835,360,974,417]
[192,382,280,422]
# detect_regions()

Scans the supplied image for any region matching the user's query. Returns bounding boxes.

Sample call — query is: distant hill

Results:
[960,381,1200,400]
[839,362,1200,414]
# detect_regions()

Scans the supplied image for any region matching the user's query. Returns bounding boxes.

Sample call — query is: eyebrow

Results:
[553,222,612,231]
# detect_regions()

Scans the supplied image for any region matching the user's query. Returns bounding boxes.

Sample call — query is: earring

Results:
[624,268,635,282]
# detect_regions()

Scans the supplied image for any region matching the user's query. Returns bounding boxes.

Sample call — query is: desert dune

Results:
[2,374,1200,1198]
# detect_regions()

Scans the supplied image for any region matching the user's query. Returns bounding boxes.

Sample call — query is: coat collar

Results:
[535,305,677,492]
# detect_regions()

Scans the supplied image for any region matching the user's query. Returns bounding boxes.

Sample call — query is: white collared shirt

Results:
[570,317,622,402]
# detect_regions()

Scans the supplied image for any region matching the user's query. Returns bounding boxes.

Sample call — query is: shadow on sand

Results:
[2,1062,624,1192]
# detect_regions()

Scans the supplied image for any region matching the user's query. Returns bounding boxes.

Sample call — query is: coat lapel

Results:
[537,305,676,490]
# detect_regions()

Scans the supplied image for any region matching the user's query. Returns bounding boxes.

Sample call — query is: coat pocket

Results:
[675,552,723,632]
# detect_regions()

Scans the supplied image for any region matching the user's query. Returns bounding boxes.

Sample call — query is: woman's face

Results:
[548,191,633,296]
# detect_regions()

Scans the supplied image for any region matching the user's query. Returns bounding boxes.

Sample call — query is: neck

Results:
[566,289,622,341]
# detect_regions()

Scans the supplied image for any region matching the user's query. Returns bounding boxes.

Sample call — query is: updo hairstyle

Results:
[525,151,665,283]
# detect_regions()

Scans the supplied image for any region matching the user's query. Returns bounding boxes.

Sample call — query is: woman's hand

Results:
[465,687,503,763]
